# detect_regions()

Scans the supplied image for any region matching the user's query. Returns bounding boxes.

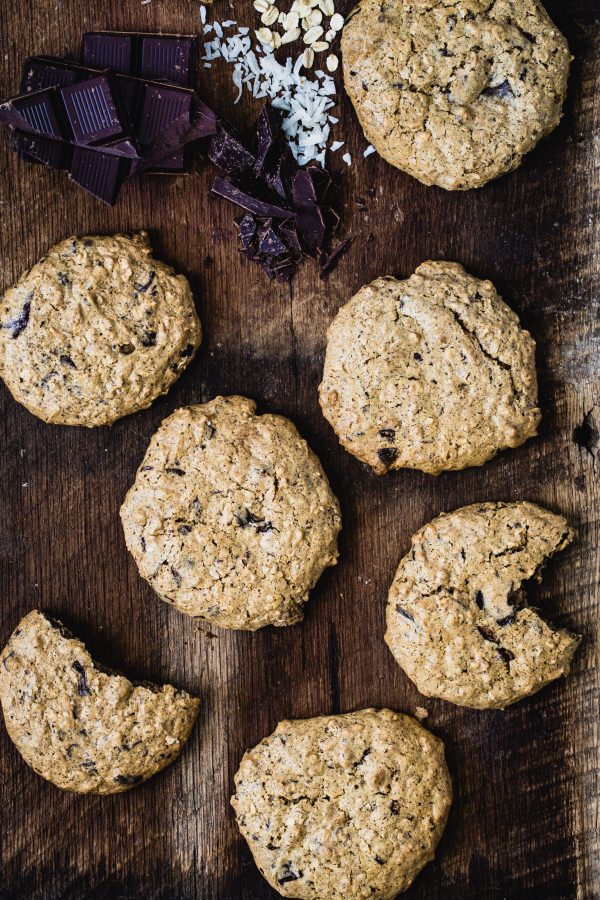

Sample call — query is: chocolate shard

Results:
[208,123,256,175]
[278,221,303,256]
[319,237,353,278]
[236,213,257,249]
[20,57,80,94]
[61,75,127,144]
[265,144,297,201]
[292,169,326,250]
[305,164,332,203]
[82,33,133,75]
[69,144,130,205]
[211,176,294,219]
[482,79,512,98]
[254,104,284,174]
[140,35,197,87]
[257,219,288,257]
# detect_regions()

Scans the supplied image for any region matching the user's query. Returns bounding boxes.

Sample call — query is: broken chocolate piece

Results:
[292,169,326,250]
[377,447,399,466]
[208,123,255,174]
[482,79,512,98]
[257,219,288,257]
[254,104,284,174]
[277,864,302,885]
[236,214,257,250]
[72,660,91,696]
[113,773,143,786]
[2,297,31,338]
[211,177,293,219]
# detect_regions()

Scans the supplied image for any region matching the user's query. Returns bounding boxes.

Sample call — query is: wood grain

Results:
[0,1,598,898]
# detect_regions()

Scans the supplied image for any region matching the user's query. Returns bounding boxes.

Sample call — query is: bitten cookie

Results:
[385,502,580,709]
[342,0,570,189]
[319,261,541,475]
[120,396,341,630]
[0,610,200,793]
[232,708,452,899]
[0,231,201,426]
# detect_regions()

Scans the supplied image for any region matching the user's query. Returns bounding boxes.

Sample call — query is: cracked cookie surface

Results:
[232,708,452,899]
[0,610,200,793]
[385,502,580,709]
[0,231,201,426]
[319,261,541,475]
[342,0,570,189]
[120,396,341,630]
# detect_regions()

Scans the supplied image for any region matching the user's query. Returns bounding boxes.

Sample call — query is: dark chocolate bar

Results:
[2,34,216,202]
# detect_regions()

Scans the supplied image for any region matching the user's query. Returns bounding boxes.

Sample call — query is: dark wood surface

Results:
[0,1,598,898]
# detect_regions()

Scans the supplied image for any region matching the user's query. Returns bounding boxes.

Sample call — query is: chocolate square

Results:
[139,36,196,87]
[20,57,80,93]
[61,75,125,144]
[11,130,71,169]
[82,33,134,74]
[69,145,130,204]
[10,90,64,137]
[136,83,191,147]
[113,75,141,125]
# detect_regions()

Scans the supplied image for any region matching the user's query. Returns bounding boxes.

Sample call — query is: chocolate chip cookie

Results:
[342,0,570,189]
[120,396,341,630]
[385,502,580,709]
[319,261,541,475]
[232,708,452,898]
[0,231,201,426]
[0,610,200,793]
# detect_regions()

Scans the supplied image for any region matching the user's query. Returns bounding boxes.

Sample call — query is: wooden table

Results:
[0,1,598,897]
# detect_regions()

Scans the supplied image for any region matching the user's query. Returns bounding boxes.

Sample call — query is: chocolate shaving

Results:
[211,177,293,219]
[319,237,352,277]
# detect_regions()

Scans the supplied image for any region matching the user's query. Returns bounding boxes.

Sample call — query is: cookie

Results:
[0,610,200,793]
[120,396,341,630]
[0,231,201,426]
[342,0,570,190]
[385,502,580,709]
[319,261,541,475]
[232,708,452,899]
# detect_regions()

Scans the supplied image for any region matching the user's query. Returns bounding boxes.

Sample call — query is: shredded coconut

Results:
[201,21,334,165]
[199,6,373,167]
